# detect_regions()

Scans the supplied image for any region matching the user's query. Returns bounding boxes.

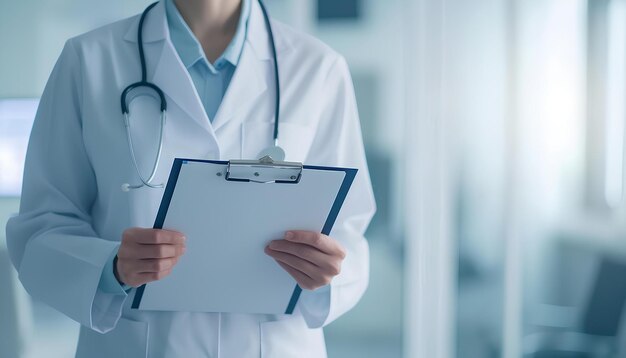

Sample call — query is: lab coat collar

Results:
[123,1,168,44]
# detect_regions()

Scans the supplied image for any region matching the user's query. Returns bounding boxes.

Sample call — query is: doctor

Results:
[6,0,375,357]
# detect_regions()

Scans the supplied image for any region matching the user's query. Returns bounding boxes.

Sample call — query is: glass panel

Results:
[0,99,38,197]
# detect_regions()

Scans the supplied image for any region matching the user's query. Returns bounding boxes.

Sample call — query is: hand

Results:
[115,227,186,287]
[264,231,346,290]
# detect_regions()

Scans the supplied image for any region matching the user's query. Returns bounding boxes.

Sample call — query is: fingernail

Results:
[285,232,294,240]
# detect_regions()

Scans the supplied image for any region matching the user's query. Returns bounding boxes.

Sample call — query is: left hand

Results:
[265,231,346,290]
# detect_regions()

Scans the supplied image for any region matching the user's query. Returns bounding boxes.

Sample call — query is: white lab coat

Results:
[5,1,375,357]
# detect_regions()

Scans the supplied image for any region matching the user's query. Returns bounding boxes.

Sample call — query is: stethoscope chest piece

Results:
[257,145,285,162]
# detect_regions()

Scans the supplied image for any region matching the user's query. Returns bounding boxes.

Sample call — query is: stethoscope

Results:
[121,0,283,192]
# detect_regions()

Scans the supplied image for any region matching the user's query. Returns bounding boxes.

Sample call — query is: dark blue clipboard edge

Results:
[132,158,358,314]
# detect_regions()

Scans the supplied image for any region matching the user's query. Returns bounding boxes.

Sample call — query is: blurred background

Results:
[2,0,626,357]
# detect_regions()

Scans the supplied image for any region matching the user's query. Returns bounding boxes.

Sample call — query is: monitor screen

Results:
[317,0,360,20]
[0,99,38,197]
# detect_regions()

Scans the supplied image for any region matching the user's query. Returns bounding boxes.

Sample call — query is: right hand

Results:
[115,227,187,287]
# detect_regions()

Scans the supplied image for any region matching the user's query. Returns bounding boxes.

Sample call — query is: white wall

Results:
[0,1,151,98]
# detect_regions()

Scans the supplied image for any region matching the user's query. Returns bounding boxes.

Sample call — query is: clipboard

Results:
[131,156,357,314]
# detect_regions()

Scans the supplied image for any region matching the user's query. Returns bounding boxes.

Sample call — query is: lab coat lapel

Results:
[151,40,213,134]
[210,42,267,133]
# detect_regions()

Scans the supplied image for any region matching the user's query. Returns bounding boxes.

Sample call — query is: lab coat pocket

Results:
[260,317,326,358]
[75,317,149,358]
[242,122,316,163]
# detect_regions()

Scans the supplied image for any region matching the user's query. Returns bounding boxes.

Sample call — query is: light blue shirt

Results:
[165,0,251,122]
[98,0,251,294]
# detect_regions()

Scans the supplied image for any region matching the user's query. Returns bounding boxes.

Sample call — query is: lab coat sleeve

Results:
[98,247,131,294]
[298,55,376,328]
[5,39,128,333]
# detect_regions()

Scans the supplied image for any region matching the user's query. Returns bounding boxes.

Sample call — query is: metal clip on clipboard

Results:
[225,155,303,184]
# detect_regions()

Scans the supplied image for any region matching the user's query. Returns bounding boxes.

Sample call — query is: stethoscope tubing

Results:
[257,0,280,144]
[122,110,166,191]
[121,1,167,115]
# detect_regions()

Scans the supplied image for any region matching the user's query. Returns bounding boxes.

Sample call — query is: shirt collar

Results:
[165,0,251,70]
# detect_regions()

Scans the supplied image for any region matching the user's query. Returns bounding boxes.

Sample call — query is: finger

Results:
[134,268,174,285]
[276,261,318,291]
[265,246,322,281]
[284,231,344,257]
[118,257,180,286]
[125,244,186,259]
[135,257,179,273]
[276,261,314,289]
[134,229,186,245]
[124,227,183,244]
[268,240,328,267]
[278,241,341,276]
